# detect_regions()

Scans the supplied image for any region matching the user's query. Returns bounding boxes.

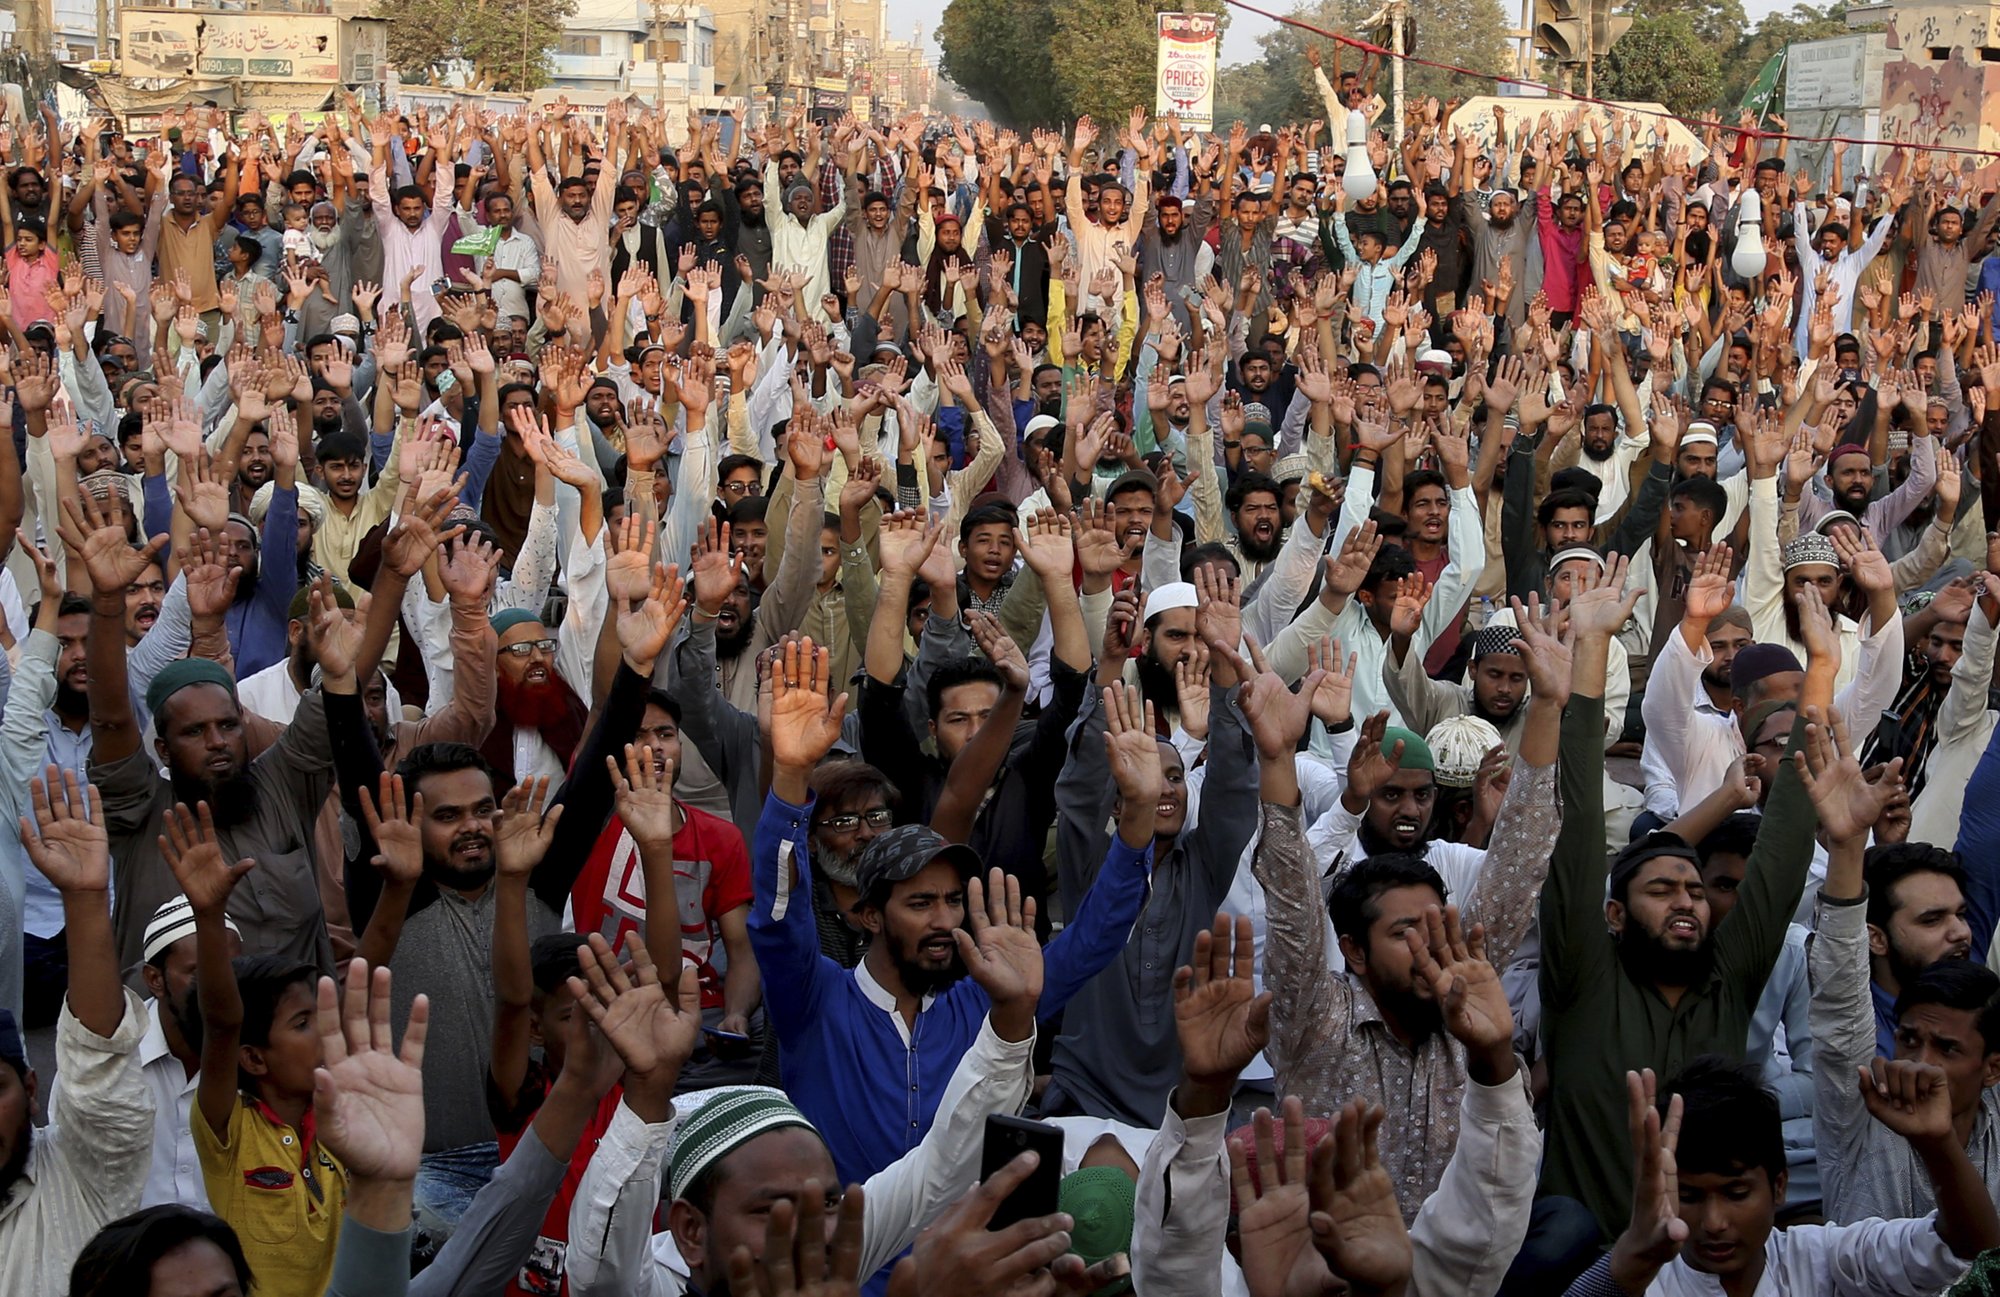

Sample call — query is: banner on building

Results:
[1155,12,1218,131]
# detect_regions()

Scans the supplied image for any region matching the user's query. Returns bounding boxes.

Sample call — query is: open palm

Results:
[316,964,427,1180]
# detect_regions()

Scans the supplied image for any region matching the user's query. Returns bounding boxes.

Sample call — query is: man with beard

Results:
[1219,470,1284,582]
[1535,564,1829,1249]
[1798,438,1938,539]
[1250,600,1564,1220]
[1042,601,1257,1126]
[568,865,1051,1297]
[801,761,896,968]
[1860,579,1975,799]
[682,427,825,713]
[228,423,273,514]
[750,641,1155,1181]
[1565,402,1653,523]
[218,493,299,679]
[1386,622,1531,757]
[525,98,626,305]
[484,607,590,790]
[1463,184,1537,329]
[109,897,243,1209]
[0,764,153,1294]
[76,502,342,974]
[1746,441,1906,698]
[732,175,772,290]
[341,564,675,1237]
[469,190,540,327]
[236,583,357,724]
[1807,734,2000,1229]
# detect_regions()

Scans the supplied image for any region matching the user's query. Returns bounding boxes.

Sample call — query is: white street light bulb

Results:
[1342,109,1376,203]
[1731,189,1767,279]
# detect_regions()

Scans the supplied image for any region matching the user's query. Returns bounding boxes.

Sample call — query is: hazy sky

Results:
[896,0,1803,70]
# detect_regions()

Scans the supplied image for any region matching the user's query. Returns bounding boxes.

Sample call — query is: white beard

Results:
[308,227,340,253]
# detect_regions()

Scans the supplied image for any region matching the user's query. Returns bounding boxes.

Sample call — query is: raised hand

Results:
[494,775,563,879]
[890,1151,1079,1297]
[769,638,849,771]
[1607,1070,1688,1293]
[1511,593,1575,709]
[158,801,255,916]
[1014,511,1074,579]
[1342,711,1402,812]
[55,491,167,597]
[1102,681,1163,831]
[1405,906,1512,1070]
[569,930,702,1093]
[182,528,240,620]
[1219,632,1322,762]
[877,509,942,579]
[954,869,1043,1036]
[20,766,108,894]
[614,555,689,673]
[1682,542,1735,626]
[355,772,424,887]
[1858,1057,1956,1147]
[1793,704,1901,845]
[1305,636,1359,728]
[608,742,677,850]
[1323,520,1383,601]
[724,1178,867,1297]
[313,961,428,1183]
[1228,1098,1324,1297]
[967,610,1029,693]
[1307,1099,1412,1294]
[1566,553,1639,640]
[1175,913,1273,1088]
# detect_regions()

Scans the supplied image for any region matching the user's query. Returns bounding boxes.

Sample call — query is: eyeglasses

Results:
[720,480,760,496]
[500,637,557,657]
[817,808,893,833]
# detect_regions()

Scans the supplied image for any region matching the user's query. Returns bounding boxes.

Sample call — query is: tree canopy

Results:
[379,0,579,91]
[938,0,1227,127]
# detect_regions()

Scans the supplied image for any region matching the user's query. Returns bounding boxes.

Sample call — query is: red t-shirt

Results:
[569,802,752,1010]
[488,1063,625,1297]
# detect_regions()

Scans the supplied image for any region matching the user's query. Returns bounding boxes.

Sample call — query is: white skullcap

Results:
[1426,716,1505,789]
[1680,421,1719,447]
[1023,414,1060,438]
[144,894,239,962]
[250,479,328,528]
[1143,582,1199,624]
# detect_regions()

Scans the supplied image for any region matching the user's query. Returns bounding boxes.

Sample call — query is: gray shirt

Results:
[390,883,558,1154]
[1048,682,1259,1125]
[1810,891,2000,1222]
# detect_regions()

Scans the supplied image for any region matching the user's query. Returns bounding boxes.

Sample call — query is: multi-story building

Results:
[548,0,719,101]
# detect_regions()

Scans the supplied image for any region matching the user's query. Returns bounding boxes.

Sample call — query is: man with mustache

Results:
[482,606,590,790]
[341,560,678,1239]
[750,640,1156,1181]
[73,489,342,975]
[1249,596,1564,1223]
[1534,571,1835,1265]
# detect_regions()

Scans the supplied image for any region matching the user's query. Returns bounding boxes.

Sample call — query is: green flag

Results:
[451,224,501,258]
[1739,50,1785,120]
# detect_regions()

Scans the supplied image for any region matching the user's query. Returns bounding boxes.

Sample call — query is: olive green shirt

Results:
[1536,694,1818,1236]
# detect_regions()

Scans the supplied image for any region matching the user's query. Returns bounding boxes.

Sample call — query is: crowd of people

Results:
[0,66,1998,1297]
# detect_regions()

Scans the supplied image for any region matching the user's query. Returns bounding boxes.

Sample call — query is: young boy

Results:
[1574,1056,1999,1295]
[172,801,345,1295]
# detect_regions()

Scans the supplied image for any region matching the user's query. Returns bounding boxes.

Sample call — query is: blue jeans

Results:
[413,1140,499,1258]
